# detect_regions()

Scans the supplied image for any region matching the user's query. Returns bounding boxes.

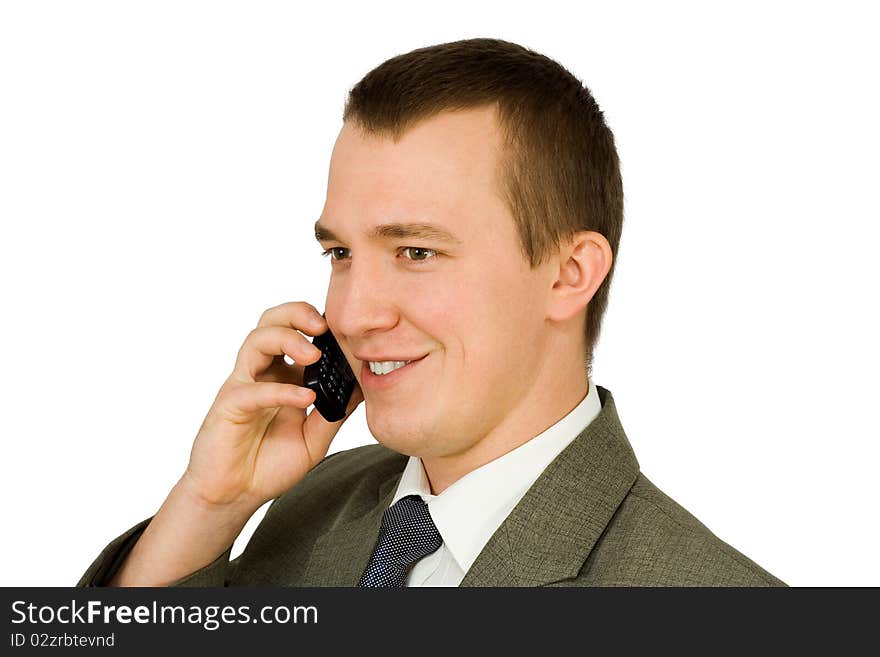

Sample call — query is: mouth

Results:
[360,354,428,390]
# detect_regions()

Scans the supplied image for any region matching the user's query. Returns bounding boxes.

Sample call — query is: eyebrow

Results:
[314,221,462,245]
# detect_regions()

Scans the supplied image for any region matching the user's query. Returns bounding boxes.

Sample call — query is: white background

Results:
[1,1,877,587]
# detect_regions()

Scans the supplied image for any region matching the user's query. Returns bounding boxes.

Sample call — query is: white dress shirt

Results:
[388,377,602,586]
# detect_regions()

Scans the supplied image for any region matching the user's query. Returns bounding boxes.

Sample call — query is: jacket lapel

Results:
[300,468,401,586]
[460,385,640,586]
[301,386,639,587]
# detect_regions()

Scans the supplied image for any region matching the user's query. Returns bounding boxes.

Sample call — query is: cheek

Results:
[449,270,538,363]
[401,275,456,309]
[474,263,538,323]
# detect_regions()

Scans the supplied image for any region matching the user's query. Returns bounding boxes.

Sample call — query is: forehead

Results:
[319,106,507,238]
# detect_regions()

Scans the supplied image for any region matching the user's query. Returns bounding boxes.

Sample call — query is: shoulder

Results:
[271,442,407,516]
[576,473,786,586]
[247,442,406,533]
[226,443,407,584]
[248,443,403,536]
[309,442,407,486]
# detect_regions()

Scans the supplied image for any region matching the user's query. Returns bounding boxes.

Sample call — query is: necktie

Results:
[358,494,443,587]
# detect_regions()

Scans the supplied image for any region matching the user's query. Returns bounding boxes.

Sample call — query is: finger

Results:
[257,301,328,336]
[300,382,365,458]
[257,353,304,385]
[233,326,322,382]
[225,380,316,417]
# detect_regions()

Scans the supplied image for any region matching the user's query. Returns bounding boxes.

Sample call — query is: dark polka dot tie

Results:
[358,494,443,587]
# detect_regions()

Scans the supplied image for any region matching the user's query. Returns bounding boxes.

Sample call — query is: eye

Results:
[320,247,350,261]
[320,247,439,265]
[401,247,438,263]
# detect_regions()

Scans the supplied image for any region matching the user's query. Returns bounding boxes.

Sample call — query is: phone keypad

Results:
[303,322,356,422]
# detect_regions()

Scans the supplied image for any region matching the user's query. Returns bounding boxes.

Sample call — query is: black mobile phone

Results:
[302,314,357,422]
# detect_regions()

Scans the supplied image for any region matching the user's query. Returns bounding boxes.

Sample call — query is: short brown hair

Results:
[343,38,624,375]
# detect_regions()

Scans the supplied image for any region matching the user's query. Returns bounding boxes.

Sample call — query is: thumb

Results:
[301,383,364,461]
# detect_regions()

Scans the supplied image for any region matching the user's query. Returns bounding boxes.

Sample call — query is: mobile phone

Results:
[302,314,357,422]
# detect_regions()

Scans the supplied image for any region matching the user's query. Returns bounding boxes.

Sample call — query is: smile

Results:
[368,360,412,375]
[361,355,428,390]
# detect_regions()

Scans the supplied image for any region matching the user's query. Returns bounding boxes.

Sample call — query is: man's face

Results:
[316,106,559,461]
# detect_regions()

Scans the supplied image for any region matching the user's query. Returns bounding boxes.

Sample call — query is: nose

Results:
[327,255,400,340]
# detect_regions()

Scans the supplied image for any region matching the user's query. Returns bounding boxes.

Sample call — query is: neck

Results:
[421,361,589,495]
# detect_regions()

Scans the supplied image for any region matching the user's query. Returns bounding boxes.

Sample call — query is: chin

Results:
[366,412,429,457]
[371,433,424,458]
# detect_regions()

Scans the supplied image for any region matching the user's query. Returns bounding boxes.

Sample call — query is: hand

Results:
[180,301,364,511]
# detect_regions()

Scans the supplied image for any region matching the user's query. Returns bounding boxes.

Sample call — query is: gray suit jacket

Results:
[78,385,786,586]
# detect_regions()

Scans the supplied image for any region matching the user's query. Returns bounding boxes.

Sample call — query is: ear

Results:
[547,231,613,323]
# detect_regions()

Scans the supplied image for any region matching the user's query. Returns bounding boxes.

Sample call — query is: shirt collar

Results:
[391,377,603,574]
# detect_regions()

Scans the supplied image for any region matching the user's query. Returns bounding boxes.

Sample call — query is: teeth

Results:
[368,360,411,375]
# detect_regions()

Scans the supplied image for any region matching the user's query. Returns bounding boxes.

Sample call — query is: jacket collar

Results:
[301,462,402,586]
[302,385,639,586]
[460,385,640,585]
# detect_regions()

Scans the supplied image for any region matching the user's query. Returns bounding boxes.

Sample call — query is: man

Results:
[79,38,785,587]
